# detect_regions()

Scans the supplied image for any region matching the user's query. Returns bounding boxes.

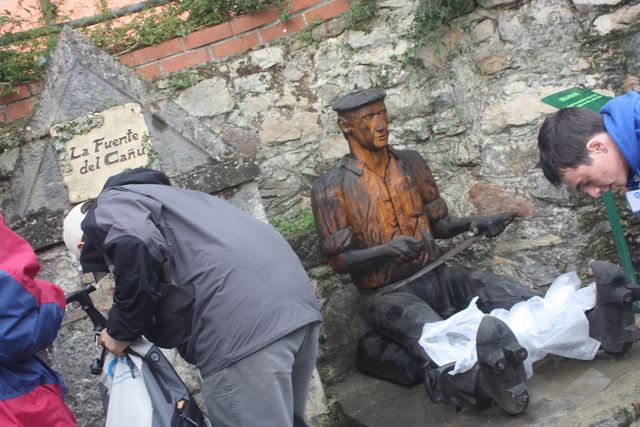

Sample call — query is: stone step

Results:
[328,347,640,426]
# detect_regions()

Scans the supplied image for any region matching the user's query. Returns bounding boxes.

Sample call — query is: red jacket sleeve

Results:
[0,216,66,364]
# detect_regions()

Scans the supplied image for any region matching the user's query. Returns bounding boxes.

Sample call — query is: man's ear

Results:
[338,116,351,134]
[586,136,607,154]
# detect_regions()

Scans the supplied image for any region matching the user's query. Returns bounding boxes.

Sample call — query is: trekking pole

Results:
[65,284,108,375]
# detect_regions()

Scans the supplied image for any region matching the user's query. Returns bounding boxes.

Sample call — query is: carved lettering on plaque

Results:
[51,103,155,203]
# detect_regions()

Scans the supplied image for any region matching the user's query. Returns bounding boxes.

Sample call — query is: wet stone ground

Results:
[328,321,640,427]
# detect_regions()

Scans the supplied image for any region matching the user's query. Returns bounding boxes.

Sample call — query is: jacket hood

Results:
[101,167,171,190]
[79,168,171,273]
[600,91,640,188]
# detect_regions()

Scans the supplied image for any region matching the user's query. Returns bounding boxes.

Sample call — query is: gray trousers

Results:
[202,322,320,427]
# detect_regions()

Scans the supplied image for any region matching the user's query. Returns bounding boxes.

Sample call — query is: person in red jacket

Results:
[0,214,76,426]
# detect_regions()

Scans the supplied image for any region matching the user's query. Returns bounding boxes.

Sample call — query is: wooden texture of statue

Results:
[310,89,538,366]
[311,93,449,290]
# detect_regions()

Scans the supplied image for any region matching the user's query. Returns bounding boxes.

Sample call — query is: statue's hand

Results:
[386,235,422,262]
[469,214,509,238]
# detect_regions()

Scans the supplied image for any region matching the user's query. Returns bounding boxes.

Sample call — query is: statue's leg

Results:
[365,287,442,359]
[440,266,540,313]
[356,330,425,385]
[588,260,640,355]
[355,282,441,385]
[403,269,532,414]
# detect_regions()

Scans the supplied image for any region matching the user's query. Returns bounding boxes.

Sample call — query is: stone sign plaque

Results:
[51,103,153,203]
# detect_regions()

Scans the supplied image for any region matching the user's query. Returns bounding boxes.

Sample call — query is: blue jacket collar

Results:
[600,91,640,189]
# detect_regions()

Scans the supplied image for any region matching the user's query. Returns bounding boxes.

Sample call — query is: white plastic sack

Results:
[418,296,485,375]
[100,347,153,427]
[492,272,600,377]
[419,271,601,378]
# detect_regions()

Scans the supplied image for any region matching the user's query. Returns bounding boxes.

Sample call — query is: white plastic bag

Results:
[100,349,153,427]
[491,272,600,377]
[419,271,601,378]
[418,296,485,375]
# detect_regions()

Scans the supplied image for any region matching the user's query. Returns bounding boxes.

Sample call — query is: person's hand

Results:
[99,329,131,356]
[386,235,422,262]
[469,214,513,238]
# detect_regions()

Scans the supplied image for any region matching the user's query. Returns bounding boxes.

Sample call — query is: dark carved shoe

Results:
[588,260,640,356]
[476,315,529,415]
[424,316,529,415]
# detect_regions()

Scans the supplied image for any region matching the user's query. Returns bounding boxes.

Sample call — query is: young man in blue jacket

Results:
[538,91,640,197]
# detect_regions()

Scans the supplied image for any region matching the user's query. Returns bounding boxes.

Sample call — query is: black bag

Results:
[134,341,210,427]
[356,331,424,385]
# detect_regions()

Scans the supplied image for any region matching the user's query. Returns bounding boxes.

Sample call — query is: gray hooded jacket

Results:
[81,168,321,377]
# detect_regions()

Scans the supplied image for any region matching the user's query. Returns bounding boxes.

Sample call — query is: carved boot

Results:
[423,316,529,415]
[475,315,529,415]
[356,331,424,385]
[587,260,640,356]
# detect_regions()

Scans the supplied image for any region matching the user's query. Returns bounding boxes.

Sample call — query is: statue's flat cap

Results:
[331,88,387,112]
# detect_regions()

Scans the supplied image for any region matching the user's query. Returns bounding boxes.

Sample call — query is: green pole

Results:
[601,190,637,285]
[601,190,640,311]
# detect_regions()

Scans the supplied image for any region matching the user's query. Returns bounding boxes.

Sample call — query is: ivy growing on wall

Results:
[0,0,282,95]
[269,206,315,237]
[409,0,471,43]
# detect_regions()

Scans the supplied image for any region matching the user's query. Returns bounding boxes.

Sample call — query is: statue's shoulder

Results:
[394,148,423,160]
[312,164,347,194]
[394,148,428,166]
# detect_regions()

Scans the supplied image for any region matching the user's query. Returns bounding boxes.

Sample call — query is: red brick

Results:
[118,52,135,67]
[0,84,30,104]
[212,33,260,58]
[230,9,279,35]
[132,38,183,66]
[160,48,211,73]
[260,15,306,43]
[5,98,34,121]
[28,80,43,96]
[134,63,162,80]
[183,22,233,50]
[290,0,322,13]
[305,0,350,22]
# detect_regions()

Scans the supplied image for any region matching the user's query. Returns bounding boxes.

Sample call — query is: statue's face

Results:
[345,100,389,151]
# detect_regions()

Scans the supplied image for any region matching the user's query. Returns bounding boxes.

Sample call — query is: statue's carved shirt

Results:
[311,148,448,289]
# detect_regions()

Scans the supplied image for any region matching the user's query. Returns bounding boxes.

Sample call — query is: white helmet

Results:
[63,202,88,259]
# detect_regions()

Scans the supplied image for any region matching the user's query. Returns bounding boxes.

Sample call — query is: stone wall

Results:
[3,0,640,424]
[0,0,349,123]
[160,0,640,389]
[164,0,640,280]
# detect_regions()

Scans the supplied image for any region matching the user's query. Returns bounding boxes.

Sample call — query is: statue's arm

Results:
[341,236,422,272]
[311,178,421,273]
[431,214,513,239]
[430,215,474,238]
[403,150,511,239]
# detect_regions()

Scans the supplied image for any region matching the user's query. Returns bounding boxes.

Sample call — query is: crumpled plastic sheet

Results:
[418,271,601,378]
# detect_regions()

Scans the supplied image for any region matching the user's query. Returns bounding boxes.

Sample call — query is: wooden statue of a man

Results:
[311,88,539,414]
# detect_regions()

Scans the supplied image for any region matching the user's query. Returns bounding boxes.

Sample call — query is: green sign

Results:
[540,87,611,112]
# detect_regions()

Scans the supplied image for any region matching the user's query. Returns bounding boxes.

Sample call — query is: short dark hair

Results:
[537,107,605,186]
